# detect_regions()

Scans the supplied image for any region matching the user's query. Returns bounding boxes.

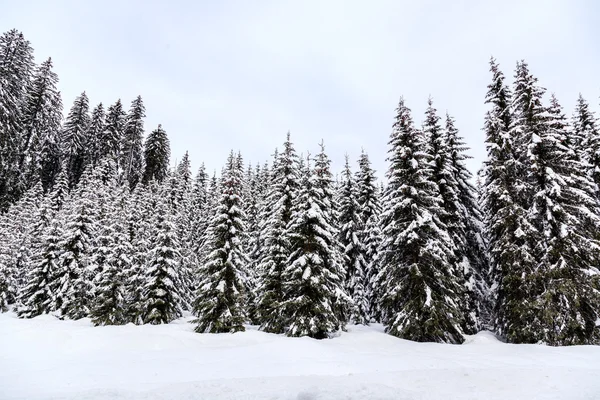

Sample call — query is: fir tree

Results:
[0,29,35,209]
[61,92,91,187]
[282,150,348,339]
[52,188,95,319]
[256,136,300,333]
[142,195,184,324]
[483,59,537,343]
[16,220,63,318]
[354,151,383,322]
[194,151,248,333]
[19,58,63,191]
[338,155,369,324]
[527,94,600,345]
[142,124,170,184]
[573,94,600,191]
[445,113,490,329]
[100,99,126,166]
[376,97,464,343]
[122,96,146,190]
[84,103,106,169]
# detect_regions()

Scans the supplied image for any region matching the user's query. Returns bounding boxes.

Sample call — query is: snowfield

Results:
[1,312,600,400]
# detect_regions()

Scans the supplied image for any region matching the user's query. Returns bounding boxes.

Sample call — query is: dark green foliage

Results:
[122,96,146,190]
[142,124,170,184]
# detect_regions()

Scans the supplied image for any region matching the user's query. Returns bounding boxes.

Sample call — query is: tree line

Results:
[1,29,598,345]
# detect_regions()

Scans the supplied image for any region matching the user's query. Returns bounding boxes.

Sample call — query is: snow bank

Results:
[1,312,599,400]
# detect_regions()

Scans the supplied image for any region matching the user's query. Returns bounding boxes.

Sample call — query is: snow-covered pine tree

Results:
[141,193,185,324]
[422,98,479,333]
[19,57,63,192]
[52,182,95,319]
[354,151,383,322]
[121,96,146,190]
[194,151,249,333]
[242,162,262,324]
[256,136,300,333]
[170,154,197,309]
[376,97,464,343]
[0,183,44,311]
[100,99,126,169]
[90,188,133,326]
[0,29,34,210]
[84,103,106,170]
[338,155,369,324]
[15,219,64,318]
[142,124,170,184]
[282,146,349,339]
[444,113,490,329]
[573,94,600,192]
[482,59,537,343]
[526,94,600,345]
[123,182,152,324]
[61,92,91,188]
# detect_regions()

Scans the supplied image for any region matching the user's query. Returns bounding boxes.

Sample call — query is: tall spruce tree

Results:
[61,92,91,187]
[141,194,185,324]
[142,124,170,184]
[16,219,63,318]
[256,135,300,333]
[281,146,348,339]
[354,151,383,322]
[338,155,369,324]
[84,103,106,169]
[52,184,95,319]
[122,96,146,189]
[573,95,600,192]
[19,58,63,191]
[100,99,126,166]
[0,29,34,210]
[482,59,537,343]
[376,97,465,343]
[445,113,490,328]
[194,151,248,333]
[526,94,600,344]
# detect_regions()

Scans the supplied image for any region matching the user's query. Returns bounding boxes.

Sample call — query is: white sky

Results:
[4,0,599,179]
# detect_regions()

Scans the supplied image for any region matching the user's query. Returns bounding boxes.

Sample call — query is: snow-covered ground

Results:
[1,312,599,400]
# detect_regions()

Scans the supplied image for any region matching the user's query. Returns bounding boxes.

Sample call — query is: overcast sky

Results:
[4,0,599,179]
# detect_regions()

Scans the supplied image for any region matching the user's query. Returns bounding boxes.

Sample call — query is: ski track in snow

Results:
[1,312,599,400]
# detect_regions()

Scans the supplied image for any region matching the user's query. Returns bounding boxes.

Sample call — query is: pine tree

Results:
[16,220,63,318]
[338,155,369,324]
[61,92,91,187]
[376,97,464,343]
[0,29,35,209]
[281,149,348,339]
[142,195,184,324]
[19,58,63,191]
[445,113,490,329]
[354,151,383,322]
[142,124,170,184]
[100,99,126,166]
[194,151,248,333]
[526,94,600,344]
[123,183,152,324]
[52,187,95,319]
[122,96,146,190]
[483,59,538,343]
[84,103,106,169]
[573,95,600,191]
[256,135,300,333]
[90,194,132,326]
